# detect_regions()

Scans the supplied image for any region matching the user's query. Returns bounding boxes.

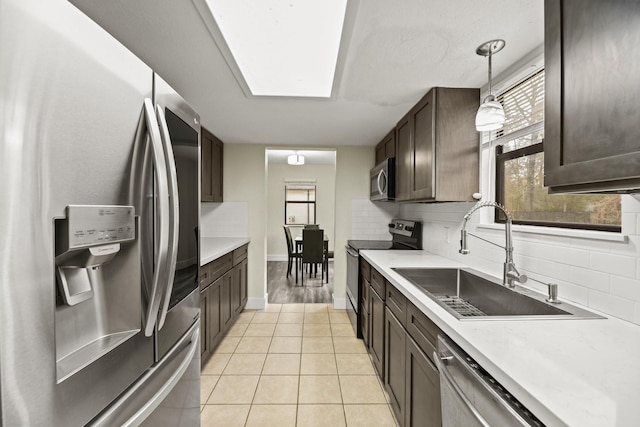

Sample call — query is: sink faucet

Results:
[459,201,524,288]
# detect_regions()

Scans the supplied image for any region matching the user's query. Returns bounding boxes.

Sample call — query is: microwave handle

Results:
[377,169,387,195]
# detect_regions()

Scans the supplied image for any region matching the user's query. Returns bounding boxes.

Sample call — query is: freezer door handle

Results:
[88,321,200,427]
[154,104,179,331]
[142,98,171,337]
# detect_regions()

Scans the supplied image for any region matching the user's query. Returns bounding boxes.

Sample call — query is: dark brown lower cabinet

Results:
[220,270,233,331]
[199,279,222,366]
[385,308,406,426]
[369,287,385,378]
[200,244,249,367]
[405,336,441,427]
[360,305,369,347]
[238,258,248,309]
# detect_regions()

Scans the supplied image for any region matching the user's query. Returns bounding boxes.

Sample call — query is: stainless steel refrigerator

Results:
[0,0,201,425]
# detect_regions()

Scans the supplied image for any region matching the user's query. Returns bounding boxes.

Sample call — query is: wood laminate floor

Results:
[267,261,333,304]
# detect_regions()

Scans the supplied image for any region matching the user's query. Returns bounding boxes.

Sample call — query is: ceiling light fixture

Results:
[288,152,305,165]
[475,39,506,132]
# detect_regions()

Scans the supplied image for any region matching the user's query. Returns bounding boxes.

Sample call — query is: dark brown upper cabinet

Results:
[201,126,223,202]
[544,0,640,193]
[375,130,396,165]
[395,87,480,202]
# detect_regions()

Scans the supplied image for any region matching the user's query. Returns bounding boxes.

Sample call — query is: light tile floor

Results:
[201,303,398,427]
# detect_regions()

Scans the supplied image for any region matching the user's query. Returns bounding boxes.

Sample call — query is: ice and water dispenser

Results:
[54,205,141,382]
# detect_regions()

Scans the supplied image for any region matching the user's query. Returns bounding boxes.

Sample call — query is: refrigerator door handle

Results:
[154,105,179,330]
[88,321,200,427]
[142,98,171,337]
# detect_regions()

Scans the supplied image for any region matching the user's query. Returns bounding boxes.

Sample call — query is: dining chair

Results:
[300,228,324,286]
[304,224,320,229]
[283,226,300,278]
[323,247,334,284]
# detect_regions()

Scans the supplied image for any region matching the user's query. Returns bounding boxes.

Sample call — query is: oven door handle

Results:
[346,246,359,258]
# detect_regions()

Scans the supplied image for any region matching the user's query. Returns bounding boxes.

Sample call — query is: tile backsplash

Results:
[351,195,640,325]
[393,197,640,325]
[351,199,399,240]
[201,202,248,238]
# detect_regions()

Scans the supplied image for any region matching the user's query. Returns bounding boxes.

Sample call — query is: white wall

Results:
[267,163,336,260]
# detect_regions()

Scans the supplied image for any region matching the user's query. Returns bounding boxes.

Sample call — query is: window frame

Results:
[284,185,317,226]
[495,142,621,232]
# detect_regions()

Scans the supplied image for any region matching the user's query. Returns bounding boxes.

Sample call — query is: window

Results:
[285,184,316,225]
[494,70,621,232]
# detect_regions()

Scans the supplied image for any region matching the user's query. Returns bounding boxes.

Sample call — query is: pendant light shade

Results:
[475,39,506,132]
[475,96,506,131]
[287,153,305,165]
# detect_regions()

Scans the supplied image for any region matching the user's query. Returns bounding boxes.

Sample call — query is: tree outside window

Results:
[494,70,621,231]
[285,185,316,225]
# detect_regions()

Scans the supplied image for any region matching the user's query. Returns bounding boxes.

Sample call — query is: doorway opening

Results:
[266,149,336,304]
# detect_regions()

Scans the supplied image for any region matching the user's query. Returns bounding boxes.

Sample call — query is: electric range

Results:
[345,219,422,337]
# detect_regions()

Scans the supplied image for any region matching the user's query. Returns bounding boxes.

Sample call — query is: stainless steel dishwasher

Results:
[435,335,546,427]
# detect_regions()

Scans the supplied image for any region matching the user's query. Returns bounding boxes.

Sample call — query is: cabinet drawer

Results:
[209,253,233,284]
[360,258,371,280]
[371,269,386,300]
[406,302,441,364]
[232,244,248,265]
[386,283,407,327]
[198,264,212,290]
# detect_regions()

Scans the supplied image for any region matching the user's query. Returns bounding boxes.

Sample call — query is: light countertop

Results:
[200,237,250,265]
[361,250,640,427]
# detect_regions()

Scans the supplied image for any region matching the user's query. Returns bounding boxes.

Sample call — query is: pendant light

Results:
[475,39,506,132]
[287,152,305,165]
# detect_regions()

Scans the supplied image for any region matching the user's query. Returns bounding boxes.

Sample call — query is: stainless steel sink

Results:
[393,267,604,320]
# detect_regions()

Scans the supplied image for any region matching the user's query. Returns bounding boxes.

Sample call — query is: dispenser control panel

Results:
[63,205,135,249]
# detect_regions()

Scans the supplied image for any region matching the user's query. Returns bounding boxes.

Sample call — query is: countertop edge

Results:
[200,237,250,266]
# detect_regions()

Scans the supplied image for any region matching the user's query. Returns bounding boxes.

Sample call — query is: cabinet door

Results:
[375,142,386,165]
[411,90,435,200]
[209,283,222,350]
[369,287,385,378]
[395,113,412,201]
[405,336,441,427]
[199,289,210,365]
[545,0,640,192]
[384,130,396,159]
[201,127,223,202]
[201,131,213,202]
[231,264,242,315]
[232,258,248,315]
[239,258,248,309]
[385,308,406,427]
[220,271,233,331]
[360,305,369,347]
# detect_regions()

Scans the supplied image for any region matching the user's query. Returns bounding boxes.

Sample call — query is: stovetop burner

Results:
[347,219,422,252]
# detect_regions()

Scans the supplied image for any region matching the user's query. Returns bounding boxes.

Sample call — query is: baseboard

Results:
[267,255,288,262]
[246,295,266,310]
[332,296,347,310]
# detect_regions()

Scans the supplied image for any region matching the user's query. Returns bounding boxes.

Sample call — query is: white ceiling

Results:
[69,0,544,147]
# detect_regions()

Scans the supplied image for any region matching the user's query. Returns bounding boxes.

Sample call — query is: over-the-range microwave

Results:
[370,157,395,201]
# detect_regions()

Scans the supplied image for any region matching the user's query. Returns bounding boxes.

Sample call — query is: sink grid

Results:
[434,295,487,317]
